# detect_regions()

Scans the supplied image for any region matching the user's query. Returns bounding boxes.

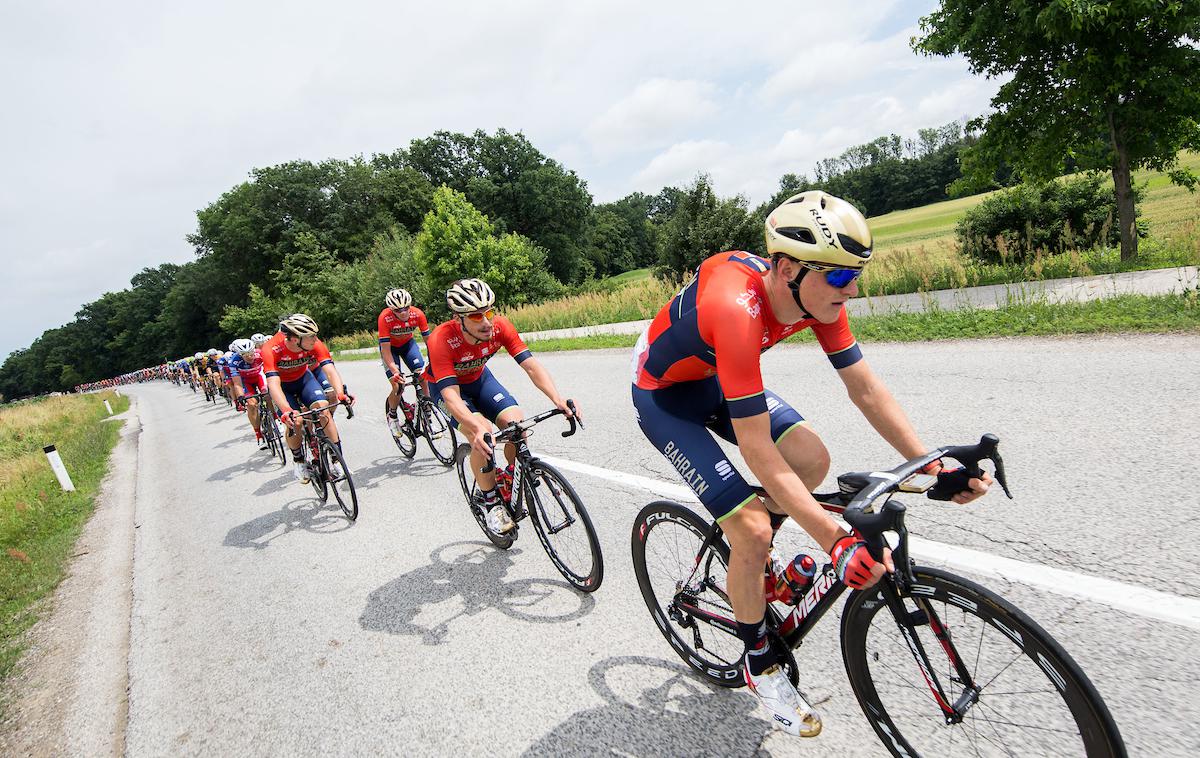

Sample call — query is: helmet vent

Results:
[777,226,816,245]
[837,233,871,257]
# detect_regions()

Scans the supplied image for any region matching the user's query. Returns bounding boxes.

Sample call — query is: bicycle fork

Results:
[879,580,980,724]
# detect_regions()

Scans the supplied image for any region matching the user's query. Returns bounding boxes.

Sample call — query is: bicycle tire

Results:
[524,460,603,592]
[454,443,514,549]
[630,501,746,688]
[320,439,358,521]
[421,400,457,466]
[841,566,1126,758]
[306,433,328,502]
[386,397,417,458]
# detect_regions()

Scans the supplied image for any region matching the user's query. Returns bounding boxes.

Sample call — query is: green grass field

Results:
[0,390,129,703]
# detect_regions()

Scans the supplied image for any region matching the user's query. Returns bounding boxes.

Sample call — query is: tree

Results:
[413,187,560,319]
[656,175,762,276]
[914,0,1200,260]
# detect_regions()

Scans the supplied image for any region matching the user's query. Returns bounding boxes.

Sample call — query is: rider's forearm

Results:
[522,359,563,405]
[322,364,346,397]
[267,378,289,411]
[439,388,484,436]
[380,345,400,376]
[848,381,927,459]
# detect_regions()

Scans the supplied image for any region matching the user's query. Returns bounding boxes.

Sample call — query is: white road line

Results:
[542,455,1200,632]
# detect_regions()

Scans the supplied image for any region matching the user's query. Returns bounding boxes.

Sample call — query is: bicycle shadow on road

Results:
[522,655,770,757]
[358,540,595,645]
[207,454,282,482]
[351,456,449,491]
[223,497,352,549]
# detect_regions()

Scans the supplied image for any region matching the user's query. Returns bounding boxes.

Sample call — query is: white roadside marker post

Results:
[104,400,113,415]
[43,445,76,492]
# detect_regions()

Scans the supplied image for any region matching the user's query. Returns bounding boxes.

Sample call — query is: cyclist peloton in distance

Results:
[377,287,431,437]
[424,278,581,535]
[630,191,992,737]
[262,314,355,483]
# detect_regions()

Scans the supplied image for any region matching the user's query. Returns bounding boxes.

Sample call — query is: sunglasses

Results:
[464,308,495,323]
[797,262,862,288]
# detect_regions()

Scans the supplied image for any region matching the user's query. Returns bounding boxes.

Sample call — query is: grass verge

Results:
[509,291,1199,352]
[0,390,129,703]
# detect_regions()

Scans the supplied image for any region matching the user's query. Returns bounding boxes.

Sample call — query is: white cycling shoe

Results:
[327,459,344,481]
[745,662,822,738]
[485,503,515,534]
[385,413,402,437]
[293,462,311,484]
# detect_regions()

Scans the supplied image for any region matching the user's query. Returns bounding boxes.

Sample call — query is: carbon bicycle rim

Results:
[421,400,457,466]
[320,439,358,521]
[630,501,744,688]
[525,461,603,592]
[840,566,1126,757]
[454,444,513,549]
[306,432,328,502]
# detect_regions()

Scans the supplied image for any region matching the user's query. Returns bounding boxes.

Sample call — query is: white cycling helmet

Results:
[194,352,204,360]
[445,278,495,314]
[765,191,873,270]
[385,288,412,310]
[231,338,254,355]
[250,332,268,345]
[206,348,220,357]
[280,313,319,337]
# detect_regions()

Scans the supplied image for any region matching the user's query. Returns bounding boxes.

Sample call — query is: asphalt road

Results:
[115,333,1199,756]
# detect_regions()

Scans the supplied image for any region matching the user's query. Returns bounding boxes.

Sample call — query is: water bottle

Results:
[770,553,817,605]
[497,464,515,503]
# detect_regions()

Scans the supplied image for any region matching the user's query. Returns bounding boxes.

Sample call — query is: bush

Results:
[956,174,1144,264]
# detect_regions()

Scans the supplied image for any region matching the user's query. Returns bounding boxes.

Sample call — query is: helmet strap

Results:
[785,266,814,319]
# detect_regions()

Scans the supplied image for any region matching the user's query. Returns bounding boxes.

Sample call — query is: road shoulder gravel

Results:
[0,400,141,757]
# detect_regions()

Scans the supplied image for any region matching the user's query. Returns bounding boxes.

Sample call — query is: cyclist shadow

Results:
[523,655,770,757]
[207,455,283,482]
[252,473,304,497]
[358,540,595,645]
[223,497,352,549]
[352,456,448,491]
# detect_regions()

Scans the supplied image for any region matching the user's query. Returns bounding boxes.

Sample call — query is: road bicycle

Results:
[455,402,603,592]
[630,434,1124,756]
[245,391,286,465]
[385,369,457,466]
[289,400,358,521]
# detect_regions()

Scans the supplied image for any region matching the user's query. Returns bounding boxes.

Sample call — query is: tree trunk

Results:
[1108,111,1138,261]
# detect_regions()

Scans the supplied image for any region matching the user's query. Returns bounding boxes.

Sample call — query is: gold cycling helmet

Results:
[765,191,873,270]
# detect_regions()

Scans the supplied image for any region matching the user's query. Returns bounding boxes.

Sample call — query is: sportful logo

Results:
[714,460,736,482]
[766,396,781,414]
[663,440,709,497]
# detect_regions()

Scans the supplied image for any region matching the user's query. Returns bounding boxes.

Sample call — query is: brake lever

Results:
[562,399,580,437]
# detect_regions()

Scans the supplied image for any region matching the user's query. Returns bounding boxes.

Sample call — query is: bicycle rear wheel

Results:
[630,501,744,688]
[841,566,1125,758]
[421,399,457,466]
[524,460,602,592]
[320,439,358,521]
[455,444,513,549]
[386,397,417,458]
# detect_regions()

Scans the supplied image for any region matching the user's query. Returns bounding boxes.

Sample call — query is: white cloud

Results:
[760,27,920,102]
[632,140,734,193]
[586,79,720,156]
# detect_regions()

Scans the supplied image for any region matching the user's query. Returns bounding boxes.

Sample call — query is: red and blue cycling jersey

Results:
[423,315,532,393]
[229,350,264,380]
[261,332,334,383]
[633,251,862,418]
[377,306,430,347]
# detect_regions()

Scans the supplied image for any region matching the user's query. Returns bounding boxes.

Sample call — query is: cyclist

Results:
[261,314,355,483]
[425,278,581,534]
[228,338,269,448]
[630,191,991,737]
[250,332,270,349]
[377,287,431,437]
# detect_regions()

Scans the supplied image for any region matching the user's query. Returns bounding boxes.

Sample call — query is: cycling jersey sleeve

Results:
[812,309,863,369]
[427,328,459,387]
[377,310,390,343]
[495,316,532,364]
[417,309,430,338]
[706,294,770,418]
[311,339,334,369]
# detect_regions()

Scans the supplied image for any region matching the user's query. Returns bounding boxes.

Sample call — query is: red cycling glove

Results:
[830,533,881,590]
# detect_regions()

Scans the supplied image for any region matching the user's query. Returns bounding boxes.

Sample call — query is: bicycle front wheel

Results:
[841,566,1125,758]
[420,400,457,466]
[524,460,603,592]
[630,501,744,688]
[386,398,417,458]
[321,439,358,521]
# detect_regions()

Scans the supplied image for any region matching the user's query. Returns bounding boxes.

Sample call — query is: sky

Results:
[0,0,1004,361]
